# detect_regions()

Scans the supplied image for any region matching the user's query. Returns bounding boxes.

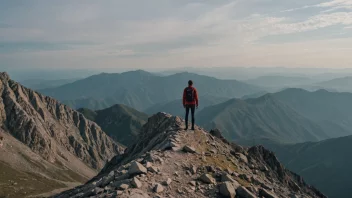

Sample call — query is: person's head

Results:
[188,80,193,86]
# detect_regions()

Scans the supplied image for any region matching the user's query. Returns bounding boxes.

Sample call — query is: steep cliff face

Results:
[0,72,124,197]
[56,113,325,198]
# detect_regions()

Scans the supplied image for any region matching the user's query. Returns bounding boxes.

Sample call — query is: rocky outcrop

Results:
[0,72,124,197]
[0,72,123,169]
[55,113,326,198]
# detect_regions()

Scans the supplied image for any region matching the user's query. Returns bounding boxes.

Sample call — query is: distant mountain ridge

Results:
[20,78,79,90]
[197,94,329,144]
[245,75,314,88]
[39,70,262,111]
[312,76,352,92]
[144,95,229,117]
[266,135,352,198]
[273,88,352,137]
[78,104,148,147]
[0,72,124,197]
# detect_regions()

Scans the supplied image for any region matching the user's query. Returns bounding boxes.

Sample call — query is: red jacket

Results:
[183,86,199,106]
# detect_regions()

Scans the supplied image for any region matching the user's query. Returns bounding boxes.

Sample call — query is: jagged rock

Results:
[93,187,104,195]
[236,153,248,164]
[0,72,123,196]
[148,166,159,173]
[54,113,327,198]
[236,186,256,198]
[221,173,235,182]
[232,172,240,177]
[146,162,153,168]
[225,168,233,175]
[219,182,236,198]
[129,162,147,175]
[171,146,182,151]
[190,165,198,174]
[153,183,164,193]
[131,177,142,188]
[183,145,197,153]
[162,178,172,186]
[101,171,115,186]
[259,188,279,198]
[189,181,196,186]
[199,174,216,184]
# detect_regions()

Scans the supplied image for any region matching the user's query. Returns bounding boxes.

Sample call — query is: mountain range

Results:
[311,76,352,93]
[20,78,79,90]
[78,104,148,147]
[0,72,124,197]
[197,94,329,144]
[39,70,262,111]
[266,135,352,198]
[144,95,229,117]
[245,75,314,90]
[273,88,352,137]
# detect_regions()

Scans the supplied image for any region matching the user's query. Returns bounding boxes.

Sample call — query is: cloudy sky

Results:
[1,0,352,70]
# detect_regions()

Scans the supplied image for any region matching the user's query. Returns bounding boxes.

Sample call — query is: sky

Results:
[1,0,352,70]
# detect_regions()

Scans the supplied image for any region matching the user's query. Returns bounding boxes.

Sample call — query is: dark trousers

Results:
[185,104,195,129]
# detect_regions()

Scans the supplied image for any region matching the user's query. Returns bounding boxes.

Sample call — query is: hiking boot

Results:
[191,127,195,131]
[185,127,188,130]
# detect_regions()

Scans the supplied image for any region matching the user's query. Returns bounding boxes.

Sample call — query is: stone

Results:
[225,168,233,175]
[153,183,164,193]
[183,145,196,153]
[232,172,239,177]
[190,166,197,174]
[189,181,196,187]
[236,153,248,164]
[131,177,142,188]
[146,162,153,168]
[162,178,172,186]
[221,173,235,182]
[171,147,182,152]
[119,184,129,190]
[170,141,180,148]
[148,166,159,173]
[199,174,216,184]
[219,182,236,198]
[116,190,123,195]
[93,187,104,195]
[101,171,115,186]
[259,188,279,198]
[129,162,147,175]
[236,186,256,198]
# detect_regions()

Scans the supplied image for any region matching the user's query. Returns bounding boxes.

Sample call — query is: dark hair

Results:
[188,80,193,86]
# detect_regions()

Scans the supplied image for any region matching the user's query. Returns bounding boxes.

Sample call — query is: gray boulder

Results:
[129,162,147,175]
[219,182,236,198]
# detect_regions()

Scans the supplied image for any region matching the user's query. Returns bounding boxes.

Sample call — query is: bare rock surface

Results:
[0,72,124,197]
[54,112,326,198]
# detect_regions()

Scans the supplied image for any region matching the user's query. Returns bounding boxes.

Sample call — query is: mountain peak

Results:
[0,72,10,82]
[0,74,124,197]
[56,112,325,198]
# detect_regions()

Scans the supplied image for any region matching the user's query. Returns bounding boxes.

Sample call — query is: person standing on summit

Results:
[183,80,199,130]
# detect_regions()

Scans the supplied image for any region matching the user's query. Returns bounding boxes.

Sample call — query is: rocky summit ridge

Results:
[0,72,124,197]
[55,112,326,198]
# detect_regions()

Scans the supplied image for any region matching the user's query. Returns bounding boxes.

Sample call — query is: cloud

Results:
[1,0,352,69]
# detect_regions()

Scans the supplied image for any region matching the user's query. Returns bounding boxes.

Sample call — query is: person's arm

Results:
[195,88,199,107]
[182,88,186,107]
